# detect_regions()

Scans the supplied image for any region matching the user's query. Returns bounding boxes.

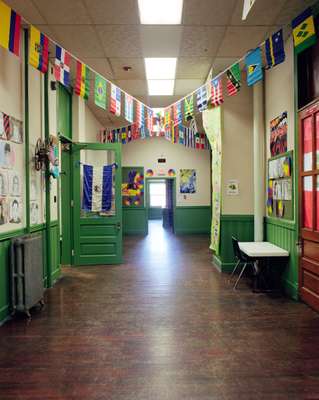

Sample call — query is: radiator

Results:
[10,234,44,318]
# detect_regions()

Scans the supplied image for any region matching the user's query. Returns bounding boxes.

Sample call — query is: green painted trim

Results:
[0,229,26,242]
[175,206,212,210]
[212,254,222,272]
[220,214,254,222]
[50,220,59,227]
[265,217,296,230]
[174,205,211,235]
[30,223,46,233]
[24,29,30,232]
[123,207,148,235]
[0,304,10,324]
[283,278,299,301]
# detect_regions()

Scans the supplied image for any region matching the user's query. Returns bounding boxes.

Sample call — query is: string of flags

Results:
[0,0,317,143]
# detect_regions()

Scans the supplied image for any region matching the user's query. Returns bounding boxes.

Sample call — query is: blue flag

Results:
[82,164,113,212]
[245,47,263,86]
[265,29,285,69]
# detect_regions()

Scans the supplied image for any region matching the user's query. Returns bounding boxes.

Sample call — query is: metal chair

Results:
[231,237,254,290]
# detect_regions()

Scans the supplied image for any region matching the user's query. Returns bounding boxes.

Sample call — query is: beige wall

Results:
[122,137,211,206]
[221,82,254,215]
[85,106,104,142]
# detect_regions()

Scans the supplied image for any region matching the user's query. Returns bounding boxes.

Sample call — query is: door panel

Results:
[299,102,319,312]
[72,143,122,266]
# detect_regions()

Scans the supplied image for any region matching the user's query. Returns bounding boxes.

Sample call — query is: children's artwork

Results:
[0,112,11,140]
[0,141,15,168]
[267,198,273,216]
[9,171,20,196]
[122,168,144,207]
[0,197,8,225]
[270,112,287,156]
[180,169,196,194]
[10,118,23,143]
[146,169,154,177]
[277,200,284,218]
[269,155,292,179]
[30,201,40,225]
[30,177,39,201]
[168,169,176,177]
[9,197,21,224]
[0,170,8,196]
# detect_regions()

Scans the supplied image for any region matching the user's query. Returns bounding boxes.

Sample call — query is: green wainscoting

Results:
[174,206,211,235]
[265,217,298,300]
[123,208,148,235]
[50,221,61,284]
[213,215,254,273]
[148,207,163,220]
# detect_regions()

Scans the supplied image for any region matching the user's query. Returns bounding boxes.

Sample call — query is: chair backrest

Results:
[232,236,249,262]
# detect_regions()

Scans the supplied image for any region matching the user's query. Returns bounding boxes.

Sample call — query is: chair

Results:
[231,237,254,290]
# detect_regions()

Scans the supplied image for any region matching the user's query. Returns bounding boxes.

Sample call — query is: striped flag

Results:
[110,84,121,116]
[164,107,171,128]
[0,1,21,56]
[226,63,241,96]
[121,127,127,144]
[178,124,185,145]
[54,45,71,87]
[125,94,134,123]
[29,26,49,73]
[184,95,194,121]
[75,61,90,100]
[211,78,224,107]
[195,132,201,149]
[196,85,208,112]
[173,102,182,126]
[265,29,285,69]
[146,108,153,134]
[136,101,143,128]
[127,125,132,142]
[3,113,11,139]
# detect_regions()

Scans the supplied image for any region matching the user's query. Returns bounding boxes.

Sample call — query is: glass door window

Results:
[149,182,166,208]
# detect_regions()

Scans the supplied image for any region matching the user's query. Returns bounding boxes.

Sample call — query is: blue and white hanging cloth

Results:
[82,164,113,212]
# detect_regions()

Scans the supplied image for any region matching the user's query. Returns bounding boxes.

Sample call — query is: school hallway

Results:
[1,220,319,400]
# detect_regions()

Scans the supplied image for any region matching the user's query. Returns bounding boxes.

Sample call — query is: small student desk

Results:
[238,242,289,292]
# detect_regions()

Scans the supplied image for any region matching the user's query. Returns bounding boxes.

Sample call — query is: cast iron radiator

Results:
[10,234,44,317]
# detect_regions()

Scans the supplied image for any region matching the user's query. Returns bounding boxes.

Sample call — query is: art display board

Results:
[267,151,293,220]
[122,167,144,208]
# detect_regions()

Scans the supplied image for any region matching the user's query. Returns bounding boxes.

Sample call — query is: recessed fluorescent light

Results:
[138,0,184,25]
[148,80,175,96]
[145,58,177,80]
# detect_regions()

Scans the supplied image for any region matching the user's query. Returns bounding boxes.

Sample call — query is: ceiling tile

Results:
[275,0,315,25]
[114,80,148,96]
[84,0,139,24]
[230,0,286,25]
[176,57,212,79]
[217,26,269,57]
[5,0,46,24]
[146,96,182,108]
[210,57,238,75]
[32,0,91,24]
[174,79,204,96]
[49,25,105,58]
[81,57,114,80]
[180,26,226,57]
[183,0,237,25]
[140,26,183,57]
[96,25,142,57]
[110,58,145,80]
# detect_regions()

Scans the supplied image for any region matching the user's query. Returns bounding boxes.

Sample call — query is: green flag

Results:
[95,75,107,109]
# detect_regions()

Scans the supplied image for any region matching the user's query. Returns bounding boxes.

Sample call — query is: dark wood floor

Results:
[1,221,319,399]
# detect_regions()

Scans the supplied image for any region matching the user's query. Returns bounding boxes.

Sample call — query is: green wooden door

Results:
[72,143,122,265]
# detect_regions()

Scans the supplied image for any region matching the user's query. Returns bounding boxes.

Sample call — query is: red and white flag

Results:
[54,45,71,87]
[211,78,224,107]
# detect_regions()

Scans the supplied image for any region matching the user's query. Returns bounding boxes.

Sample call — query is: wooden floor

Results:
[1,220,319,399]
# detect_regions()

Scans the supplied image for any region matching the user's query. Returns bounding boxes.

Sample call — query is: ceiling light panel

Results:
[138,0,184,25]
[145,58,177,80]
[147,79,175,95]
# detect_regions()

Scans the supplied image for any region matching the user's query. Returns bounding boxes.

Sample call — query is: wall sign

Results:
[226,180,239,196]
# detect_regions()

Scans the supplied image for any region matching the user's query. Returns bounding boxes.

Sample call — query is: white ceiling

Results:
[6,0,315,127]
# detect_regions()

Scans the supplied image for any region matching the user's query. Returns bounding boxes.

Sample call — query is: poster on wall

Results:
[9,197,21,224]
[270,111,288,157]
[0,197,8,225]
[122,168,144,207]
[0,169,8,196]
[0,141,15,168]
[180,169,196,193]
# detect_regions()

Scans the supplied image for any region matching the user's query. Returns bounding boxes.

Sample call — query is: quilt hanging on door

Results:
[82,164,113,212]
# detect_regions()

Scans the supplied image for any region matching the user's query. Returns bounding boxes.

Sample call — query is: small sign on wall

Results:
[226,180,239,196]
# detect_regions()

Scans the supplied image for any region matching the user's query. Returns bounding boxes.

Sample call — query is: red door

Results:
[299,101,319,312]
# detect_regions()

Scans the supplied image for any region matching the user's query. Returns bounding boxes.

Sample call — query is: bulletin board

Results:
[122,167,144,207]
[267,151,293,220]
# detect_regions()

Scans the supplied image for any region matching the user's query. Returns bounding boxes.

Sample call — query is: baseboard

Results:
[0,304,10,325]
[212,255,235,273]
[124,230,148,236]
[175,229,210,235]
[283,278,299,301]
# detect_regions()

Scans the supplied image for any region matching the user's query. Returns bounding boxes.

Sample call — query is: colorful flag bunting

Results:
[0,0,21,56]
[173,102,182,126]
[265,29,285,69]
[94,75,107,109]
[146,108,153,134]
[196,85,208,112]
[136,102,144,128]
[121,127,127,144]
[245,47,263,86]
[226,63,241,96]
[110,84,121,116]
[164,107,171,128]
[292,7,316,54]
[54,45,71,87]
[29,26,49,73]
[211,78,224,107]
[178,124,185,145]
[125,94,134,123]
[75,61,90,100]
[184,95,194,121]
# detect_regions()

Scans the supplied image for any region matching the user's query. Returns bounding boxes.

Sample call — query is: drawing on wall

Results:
[10,118,23,143]
[0,197,8,225]
[9,172,20,196]
[168,169,176,177]
[269,155,291,179]
[146,169,154,177]
[0,141,15,168]
[30,177,38,201]
[9,197,21,224]
[0,112,11,140]
[122,169,144,206]
[180,169,196,193]
[30,201,40,225]
[0,169,8,196]
[270,111,287,157]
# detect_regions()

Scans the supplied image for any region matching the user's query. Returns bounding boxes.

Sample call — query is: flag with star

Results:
[94,75,107,109]
[292,7,316,54]
[245,47,263,86]
[265,29,285,69]
[226,63,241,96]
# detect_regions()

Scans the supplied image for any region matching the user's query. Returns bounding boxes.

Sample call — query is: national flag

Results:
[125,94,134,123]
[29,26,49,73]
[110,84,121,116]
[0,1,21,56]
[226,63,241,96]
[82,164,113,212]
[200,133,206,149]
[75,61,90,99]
[127,125,132,142]
[196,85,208,112]
[121,127,127,144]
[178,124,185,145]
[146,108,153,134]
[164,107,171,128]
[292,8,316,54]
[95,75,107,109]
[173,102,182,126]
[136,102,144,128]
[3,113,11,139]
[195,132,201,149]
[245,47,263,86]
[184,95,194,121]
[54,45,71,87]
[265,29,285,69]
[211,78,224,107]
